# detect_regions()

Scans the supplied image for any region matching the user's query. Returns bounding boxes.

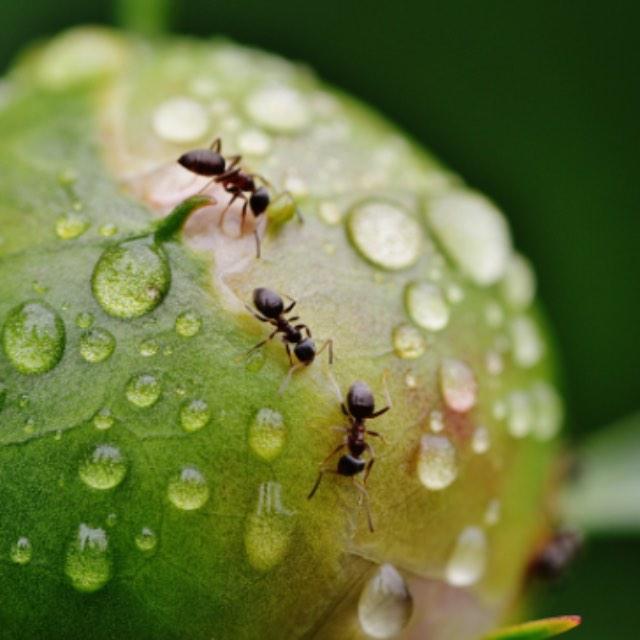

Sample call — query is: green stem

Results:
[115,0,172,35]
[154,196,214,243]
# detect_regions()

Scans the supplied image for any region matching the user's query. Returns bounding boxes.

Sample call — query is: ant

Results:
[246,288,333,390]
[529,529,583,581]
[308,377,391,532]
[178,138,300,258]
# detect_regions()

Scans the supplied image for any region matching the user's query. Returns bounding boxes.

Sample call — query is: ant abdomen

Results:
[253,287,284,318]
[178,149,226,176]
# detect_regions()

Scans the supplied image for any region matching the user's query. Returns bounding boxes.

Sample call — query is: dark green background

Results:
[0,1,637,637]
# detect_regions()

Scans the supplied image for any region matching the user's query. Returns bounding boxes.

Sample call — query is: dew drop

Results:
[126,373,161,408]
[507,390,534,438]
[358,564,413,639]
[75,311,94,329]
[318,201,343,225]
[65,524,111,593]
[245,86,310,133]
[237,128,272,156]
[249,408,286,461]
[244,482,294,572]
[471,425,490,454]
[92,238,170,319]
[348,200,423,270]
[510,315,545,368]
[501,253,536,310]
[175,311,202,337]
[79,444,126,490]
[180,398,211,433]
[445,526,488,587]
[135,527,158,553]
[531,382,564,441]
[417,434,458,490]
[55,212,89,239]
[93,407,115,431]
[440,358,477,413]
[10,537,32,565]
[429,410,444,433]
[79,327,115,363]
[139,337,159,357]
[392,324,425,359]
[2,301,65,374]
[484,499,501,527]
[405,281,449,331]
[99,223,118,237]
[32,280,48,295]
[153,96,209,143]
[404,372,418,389]
[167,466,209,511]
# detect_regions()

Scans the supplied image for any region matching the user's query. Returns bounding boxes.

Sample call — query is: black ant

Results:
[308,377,391,532]
[178,138,300,258]
[246,288,333,390]
[529,529,583,581]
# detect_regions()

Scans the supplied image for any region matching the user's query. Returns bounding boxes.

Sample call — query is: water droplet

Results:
[445,526,487,587]
[405,281,450,331]
[10,537,32,565]
[2,301,65,374]
[180,398,211,433]
[92,238,170,319]
[348,200,423,270]
[427,190,512,285]
[440,358,477,412]
[501,253,536,310]
[484,499,501,527]
[471,425,490,454]
[55,212,89,239]
[244,349,266,372]
[249,408,286,461]
[175,311,201,337]
[446,283,465,304]
[23,417,36,434]
[153,96,209,143]
[531,382,564,441]
[417,434,458,490]
[318,201,343,225]
[484,350,504,376]
[244,482,294,571]
[507,390,534,438]
[167,466,209,511]
[79,327,115,363]
[65,524,111,593]
[99,223,118,237]
[510,316,544,368]
[237,128,272,156]
[32,280,48,295]
[135,527,157,552]
[404,371,418,388]
[139,337,159,357]
[245,86,310,133]
[392,324,425,359]
[93,407,115,431]
[75,311,94,329]
[429,410,444,433]
[79,444,126,490]
[358,564,413,639]
[105,513,118,527]
[126,373,161,408]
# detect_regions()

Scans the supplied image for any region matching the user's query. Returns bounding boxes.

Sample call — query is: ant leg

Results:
[308,469,338,500]
[283,298,297,314]
[278,363,304,395]
[247,328,279,354]
[248,173,273,188]
[371,372,392,418]
[315,339,334,365]
[226,155,241,169]
[363,443,376,484]
[238,199,249,236]
[244,304,269,323]
[285,342,294,366]
[219,193,240,228]
[366,430,387,444]
[352,480,374,532]
[209,137,222,152]
[321,441,347,464]
[254,230,261,259]
[287,316,300,323]
[197,177,216,194]
[327,371,348,415]
[271,190,304,223]
[294,324,312,338]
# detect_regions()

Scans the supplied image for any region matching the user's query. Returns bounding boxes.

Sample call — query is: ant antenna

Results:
[327,370,344,404]
[353,480,374,532]
[279,363,304,395]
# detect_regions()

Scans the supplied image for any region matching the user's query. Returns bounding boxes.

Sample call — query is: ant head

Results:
[250,187,270,216]
[294,338,316,364]
[253,288,283,318]
[178,149,226,176]
[347,381,375,419]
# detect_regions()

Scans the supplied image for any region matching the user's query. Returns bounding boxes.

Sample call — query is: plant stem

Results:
[115,0,172,35]
[154,196,214,243]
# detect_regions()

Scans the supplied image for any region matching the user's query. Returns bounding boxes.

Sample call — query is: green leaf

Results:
[484,616,581,639]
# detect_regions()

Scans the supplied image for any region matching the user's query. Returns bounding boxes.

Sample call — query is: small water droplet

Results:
[65,524,111,593]
[245,86,310,133]
[484,350,504,376]
[484,499,501,527]
[23,416,36,434]
[501,253,536,310]
[244,482,294,572]
[445,283,465,304]
[507,390,534,438]
[429,410,444,433]
[440,358,477,412]
[79,327,115,363]
[93,407,115,431]
[348,200,423,270]
[445,526,488,587]
[75,311,94,329]
[55,212,89,239]
[167,466,209,511]
[249,408,286,461]
[358,564,413,639]
[531,382,564,441]
[471,425,490,454]
[153,96,209,143]
[105,513,118,527]
[2,301,65,374]
[405,281,449,331]
[392,324,425,359]
[237,128,272,156]
[417,434,458,490]
[10,537,32,565]
[318,201,343,225]
[175,311,201,337]
[404,372,418,388]
[18,393,29,409]
[135,527,157,552]
[510,316,544,368]
[79,444,126,490]
[180,398,210,433]
[92,238,170,319]
[32,280,48,295]
[99,223,118,237]
[126,373,161,408]
[245,349,266,372]
[139,337,159,357]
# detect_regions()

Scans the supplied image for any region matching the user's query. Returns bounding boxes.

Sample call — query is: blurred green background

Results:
[0,1,637,637]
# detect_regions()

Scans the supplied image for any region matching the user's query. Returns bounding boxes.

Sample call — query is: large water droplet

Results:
[153,96,209,143]
[249,408,286,461]
[445,526,488,587]
[65,524,112,593]
[93,407,114,431]
[135,527,158,553]
[392,324,426,359]
[427,190,512,285]
[417,434,458,490]
[79,444,126,490]
[92,239,170,319]
[358,564,413,639]
[245,86,310,133]
[167,466,210,511]
[405,281,450,331]
[180,398,211,433]
[126,373,161,408]
[440,358,477,412]
[244,482,294,572]
[510,315,545,368]
[2,301,65,374]
[79,327,115,363]
[348,200,423,270]
[175,311,201,337]
[55,212,89,239]
[501,253,536,310]
[10,537,32,565]
[507,390,534,438]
